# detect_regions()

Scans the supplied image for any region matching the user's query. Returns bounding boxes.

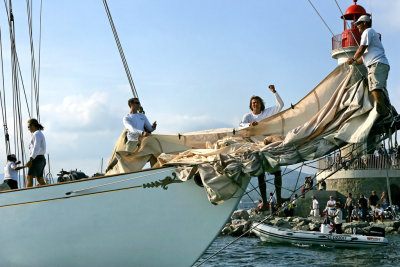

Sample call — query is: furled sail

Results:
[106,64,390,204]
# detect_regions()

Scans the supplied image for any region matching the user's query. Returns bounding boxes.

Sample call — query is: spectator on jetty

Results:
[308,195,319,217]
[255,200,264,214]
[292,194,298,207]
[373,204,384,223]
[319,179,326,190]
[330,203,343,234]
[350,205,360,222]
[301,176,313,198]
[335,154,341,170]
[358,194,368,221]
[381,192,388,209]
[326,196,336,216]
[368,190,379,211]
[344,193,354,221]
[268,192,277,213]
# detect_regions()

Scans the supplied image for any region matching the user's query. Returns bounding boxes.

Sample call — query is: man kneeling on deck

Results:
[123,98,157,151]
[123,98,158,166]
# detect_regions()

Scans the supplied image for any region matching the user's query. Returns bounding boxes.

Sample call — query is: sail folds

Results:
[106,64,386,204]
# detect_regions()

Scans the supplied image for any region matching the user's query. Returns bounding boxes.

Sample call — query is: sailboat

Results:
[0,1,398,267]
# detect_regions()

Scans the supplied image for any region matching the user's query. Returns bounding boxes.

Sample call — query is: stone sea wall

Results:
[221,208,400,237]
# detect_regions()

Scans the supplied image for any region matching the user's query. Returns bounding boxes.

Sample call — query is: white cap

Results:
[354,15,371,26]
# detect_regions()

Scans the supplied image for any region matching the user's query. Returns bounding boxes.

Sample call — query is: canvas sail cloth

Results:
[106,64,379,204]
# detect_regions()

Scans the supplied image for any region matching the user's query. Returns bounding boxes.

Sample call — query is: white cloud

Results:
[41,92,122,132]
[153,112,234,134]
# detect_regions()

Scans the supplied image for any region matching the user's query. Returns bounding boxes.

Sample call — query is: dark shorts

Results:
[4,179,18,189]
[28,155,46,177]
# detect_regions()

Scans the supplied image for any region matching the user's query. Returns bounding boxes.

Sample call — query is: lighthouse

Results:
[331,0,370,65]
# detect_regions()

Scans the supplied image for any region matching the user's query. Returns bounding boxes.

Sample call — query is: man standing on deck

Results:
[346,15,391,120]
[239,85,284,207]
[123,98,157,153]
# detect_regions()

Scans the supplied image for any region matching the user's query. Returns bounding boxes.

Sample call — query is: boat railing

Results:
[320,154,400,171]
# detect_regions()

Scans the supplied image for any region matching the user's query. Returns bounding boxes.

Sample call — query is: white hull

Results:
[252,223,388,248]
[0,167,248,266]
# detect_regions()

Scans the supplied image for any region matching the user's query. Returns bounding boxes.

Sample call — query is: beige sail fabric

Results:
[105,64,384,204]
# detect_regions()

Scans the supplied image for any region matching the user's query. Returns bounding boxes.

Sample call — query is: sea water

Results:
[195,234,400,266]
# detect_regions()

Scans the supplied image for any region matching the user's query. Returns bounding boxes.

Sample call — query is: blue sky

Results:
[0,0,399,176]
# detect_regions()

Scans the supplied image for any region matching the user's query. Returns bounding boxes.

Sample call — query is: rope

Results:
[0,27,10,155]
[102,0,138,98]
[306,0,364,78]
[25,0,41,120]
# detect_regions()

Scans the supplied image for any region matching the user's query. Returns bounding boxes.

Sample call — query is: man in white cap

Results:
[346,15,391,119]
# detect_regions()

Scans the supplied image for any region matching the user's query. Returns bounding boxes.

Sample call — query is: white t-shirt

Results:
[312,199,319,209]
[333,209,343,224]
[360,28,389,67]
[29,130,46,159]
[239,92,284,128]
[269,195,276,205]
[4,161,18,181]
[327,200,336,210]
[123,113,153,141]
[375,208,383,216]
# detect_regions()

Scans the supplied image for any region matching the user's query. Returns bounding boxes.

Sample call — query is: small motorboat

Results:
[252,223,388,248]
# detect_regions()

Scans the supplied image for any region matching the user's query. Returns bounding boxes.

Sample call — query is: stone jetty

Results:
[221,208,400,237]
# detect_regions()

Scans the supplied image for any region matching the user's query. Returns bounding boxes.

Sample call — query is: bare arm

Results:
[346,45,367,65]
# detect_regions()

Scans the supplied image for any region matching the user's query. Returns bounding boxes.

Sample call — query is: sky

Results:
[0,0,399,177]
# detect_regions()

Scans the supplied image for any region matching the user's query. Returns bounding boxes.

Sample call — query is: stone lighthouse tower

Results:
[331,0,369,65]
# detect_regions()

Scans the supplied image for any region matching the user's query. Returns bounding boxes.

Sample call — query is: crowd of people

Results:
[324,144,400,171]
[308,190,391,224]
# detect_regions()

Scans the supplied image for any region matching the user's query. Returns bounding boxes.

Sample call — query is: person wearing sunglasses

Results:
[123,98,157,153]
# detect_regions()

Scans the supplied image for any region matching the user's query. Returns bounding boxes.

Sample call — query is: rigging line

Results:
[102,0,138,98]
[0,27,10,154]
[37,0,42,116]
[26,0,40,120]
[333,0,360,48]
[3,1,31,118]
[306,0,364,78]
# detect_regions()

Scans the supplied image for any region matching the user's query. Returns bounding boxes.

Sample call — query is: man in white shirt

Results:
[26,118,47,187]
[373,204,384,223]
[347,15,391,120]
[309,195,319,217]
[123,98,157,153]
[239,85,284,207]
[268,192,277,213]
[330,204,343,234]
[326,195,336,216]
[239,85,284,128]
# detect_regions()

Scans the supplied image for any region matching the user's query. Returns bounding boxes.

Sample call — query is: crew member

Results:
[26,118,46,187]
[123,98,157,153]
[239,85,284,206]
[346,15,391,119]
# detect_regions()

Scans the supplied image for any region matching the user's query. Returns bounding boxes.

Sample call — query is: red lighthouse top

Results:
[332,0,370,51]
[340,0,370,28]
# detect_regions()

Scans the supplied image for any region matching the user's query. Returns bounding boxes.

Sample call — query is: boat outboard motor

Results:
[368,227,385,237]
